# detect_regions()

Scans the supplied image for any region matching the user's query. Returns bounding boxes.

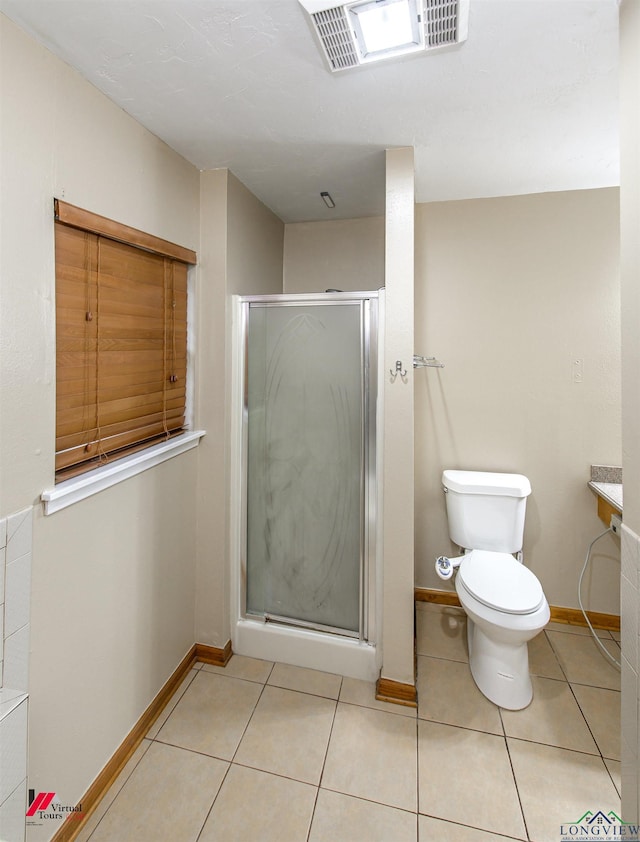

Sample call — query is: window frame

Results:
[43,200,203,510]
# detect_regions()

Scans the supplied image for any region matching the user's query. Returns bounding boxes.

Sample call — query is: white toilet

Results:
[436,469,549,710]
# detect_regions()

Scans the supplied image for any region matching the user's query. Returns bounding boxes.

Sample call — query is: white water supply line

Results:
[578,521,621,670]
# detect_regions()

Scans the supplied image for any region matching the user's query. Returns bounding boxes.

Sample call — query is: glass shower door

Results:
[245,300,368,635]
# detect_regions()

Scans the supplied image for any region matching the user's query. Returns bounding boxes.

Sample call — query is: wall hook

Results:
[390,360,407,378]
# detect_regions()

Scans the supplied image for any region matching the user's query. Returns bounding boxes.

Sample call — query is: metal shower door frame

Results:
[238,291,378,643]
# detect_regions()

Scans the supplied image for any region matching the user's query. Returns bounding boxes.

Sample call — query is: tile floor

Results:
[77,603,621,842]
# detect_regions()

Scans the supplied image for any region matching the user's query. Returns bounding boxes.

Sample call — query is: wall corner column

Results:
[378,147,416,702]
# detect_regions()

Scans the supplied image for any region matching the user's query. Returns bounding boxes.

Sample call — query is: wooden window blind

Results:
[54,200,197,482]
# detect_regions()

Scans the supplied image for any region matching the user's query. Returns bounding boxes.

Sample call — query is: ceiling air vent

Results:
[299,0,469,74]
[312,7,360,71]
[425,0,467,49]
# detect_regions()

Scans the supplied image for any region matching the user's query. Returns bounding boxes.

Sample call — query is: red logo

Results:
[26,791,56,817]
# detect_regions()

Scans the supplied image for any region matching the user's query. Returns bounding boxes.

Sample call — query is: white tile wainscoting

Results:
[0,507,33,842]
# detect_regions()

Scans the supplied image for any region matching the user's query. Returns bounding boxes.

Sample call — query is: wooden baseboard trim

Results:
[415,587,461,607]
[195,639,233,667]
[549,606,620,633]
[52,639,233,842]
[415,587,620,632]
[375,677,417,708]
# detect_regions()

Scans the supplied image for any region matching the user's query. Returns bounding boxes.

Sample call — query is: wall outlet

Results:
[610,513,622,535]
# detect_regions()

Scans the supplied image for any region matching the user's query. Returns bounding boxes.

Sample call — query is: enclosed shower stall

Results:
[231,292,381,680]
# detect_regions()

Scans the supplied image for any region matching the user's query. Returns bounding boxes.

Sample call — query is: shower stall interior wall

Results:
[230,292,381,681]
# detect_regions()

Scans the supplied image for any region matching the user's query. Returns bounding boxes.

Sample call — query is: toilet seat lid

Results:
[458,550,544,615]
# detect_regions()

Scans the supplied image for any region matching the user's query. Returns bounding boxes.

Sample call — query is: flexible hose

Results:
[577,528,621,670]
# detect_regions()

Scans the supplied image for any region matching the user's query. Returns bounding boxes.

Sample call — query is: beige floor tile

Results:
[546,631,621,690]
[234,685,335,784]
[322,702,418,812]
[267,662,342,699]
[88,741,228,842]
[572,683,621,760]
[419,815,524,841]
[508,739,620,842]
[416,608,468,662]
[500,676,598,754]
[340,677,417,718]
[310,789,417,842]
[611,630,621,642]
[417,656,502,734]
[75,739,152,842]
[418,721,526,839]
[201,654,274,684]
[605,758,621,797]
[546,621,613,639]
[528,631,565,679]
[198,764,316,842]
[145,668,199,739]
[155,671,262,760]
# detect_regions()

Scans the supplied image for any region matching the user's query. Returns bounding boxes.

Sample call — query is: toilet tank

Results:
[442,470,531,553]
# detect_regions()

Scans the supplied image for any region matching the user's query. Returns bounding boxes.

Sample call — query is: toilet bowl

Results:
[454,550,549,709]
[437,470,549,710]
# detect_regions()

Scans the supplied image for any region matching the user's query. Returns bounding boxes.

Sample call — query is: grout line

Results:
[542,629,570,683]
[193,760,233,842]
[147,737,234,763]
[194,665,275,842]
[505,733,603,759]
[503,734,531,842]
[228,677,269,766]
[319,784,418,816]
[419,812,528,841]
[419,715,502,738]
[305,676,341,842]
[339,696,417,718]
[602,758,622,800]
[566,681,611,761]
[147,667,200,739]
[229,759,320,789]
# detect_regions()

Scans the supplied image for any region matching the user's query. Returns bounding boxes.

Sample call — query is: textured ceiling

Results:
[0,0,619,222]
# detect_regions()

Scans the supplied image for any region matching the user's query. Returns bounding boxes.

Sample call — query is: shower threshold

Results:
[233,616,379,682]
[261,611,360,640]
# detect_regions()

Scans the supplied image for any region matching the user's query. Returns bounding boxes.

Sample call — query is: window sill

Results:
[41,430,206,515]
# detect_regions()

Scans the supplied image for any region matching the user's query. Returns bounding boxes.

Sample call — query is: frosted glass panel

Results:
[246,303,363,633]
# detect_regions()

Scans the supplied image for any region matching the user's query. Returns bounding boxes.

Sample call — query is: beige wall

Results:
[619,0,640,823]
[195,170,284,648]
[283,217,384,293]
[0,16,201,841]
[281,188,621,615]
[227,172,285,297]
[415,189,621,614]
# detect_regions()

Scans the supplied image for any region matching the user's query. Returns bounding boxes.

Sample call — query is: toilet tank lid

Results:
[442,470,531,497]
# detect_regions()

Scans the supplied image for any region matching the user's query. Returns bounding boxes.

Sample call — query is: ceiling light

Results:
[321,191,336,208]
[299,0,469,73]
[349,0,422,60]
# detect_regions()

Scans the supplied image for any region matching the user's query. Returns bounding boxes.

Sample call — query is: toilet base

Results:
[467,619,533,710]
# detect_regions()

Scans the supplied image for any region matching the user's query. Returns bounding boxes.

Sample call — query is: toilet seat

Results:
[458,550,544,615]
